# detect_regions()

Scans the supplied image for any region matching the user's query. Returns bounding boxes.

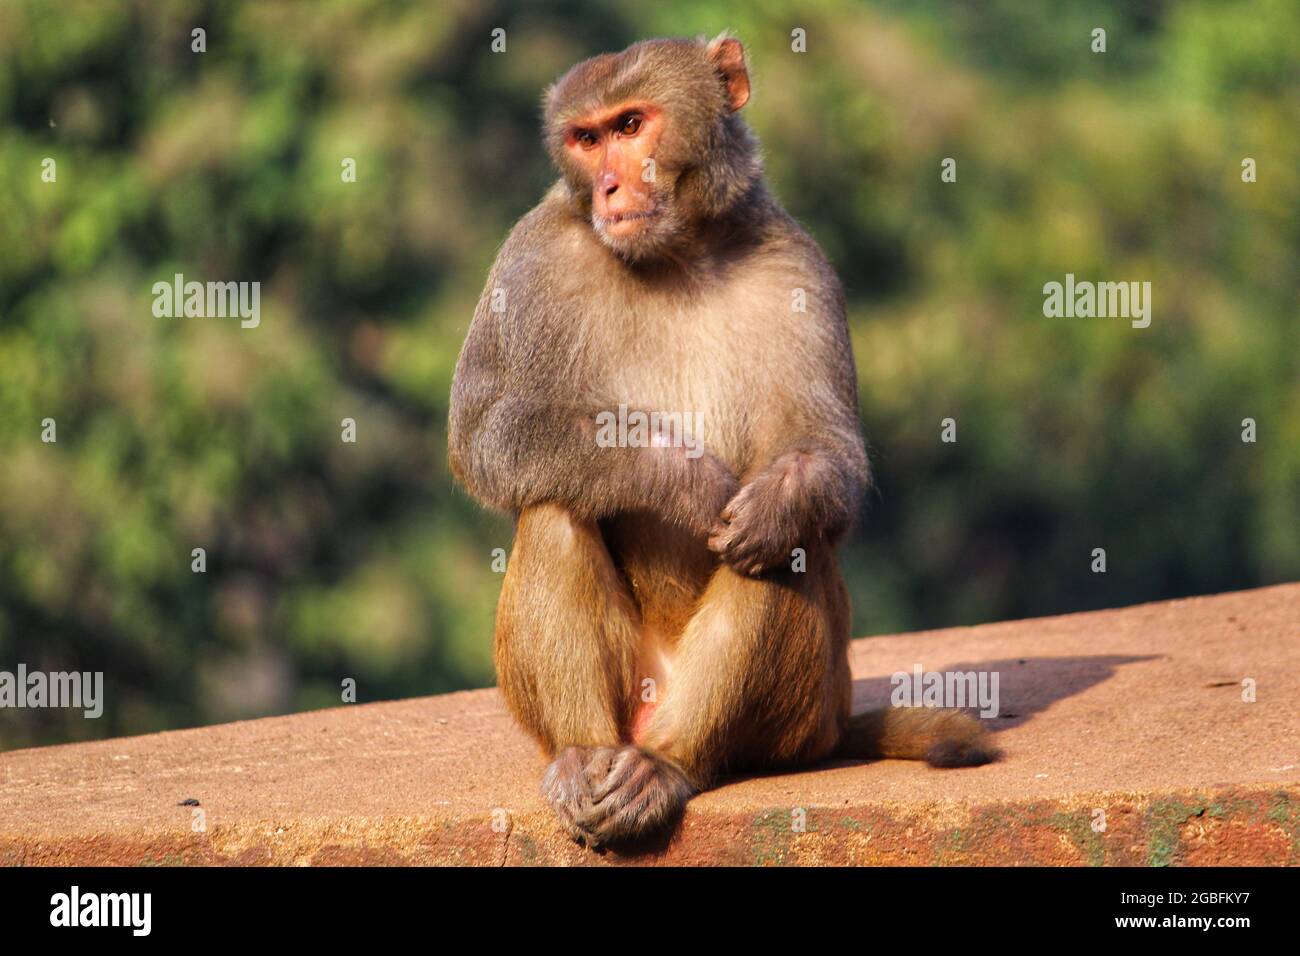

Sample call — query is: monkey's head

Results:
[543,34,762,262]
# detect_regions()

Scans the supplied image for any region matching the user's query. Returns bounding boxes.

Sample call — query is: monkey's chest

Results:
[598,315,776,470]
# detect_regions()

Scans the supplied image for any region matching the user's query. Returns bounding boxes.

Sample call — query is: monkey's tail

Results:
[835,707,1000,768]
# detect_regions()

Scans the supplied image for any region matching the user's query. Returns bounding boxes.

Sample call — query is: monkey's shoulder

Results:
[491,187,611,289]
[752,210,844,299]
[707,223,846,346]
[483,189,846,352]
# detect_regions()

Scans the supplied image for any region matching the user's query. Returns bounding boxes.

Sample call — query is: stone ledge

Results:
[2,583,1297,866]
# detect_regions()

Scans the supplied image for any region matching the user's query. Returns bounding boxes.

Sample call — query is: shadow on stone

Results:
[850,654,1157,732]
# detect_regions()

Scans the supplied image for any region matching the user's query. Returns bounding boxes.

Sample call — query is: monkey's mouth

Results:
[597,208,659,236]
[605,210,656,222]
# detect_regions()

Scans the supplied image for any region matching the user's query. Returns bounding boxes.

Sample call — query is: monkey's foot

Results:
[580,745,695,847]
[540,746,601,845]
[541,745,694,849]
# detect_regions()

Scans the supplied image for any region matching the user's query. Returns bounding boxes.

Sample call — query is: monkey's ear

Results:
[706,35,750,112]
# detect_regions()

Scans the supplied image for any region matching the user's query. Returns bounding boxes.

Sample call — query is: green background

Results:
[1,0,1296,748]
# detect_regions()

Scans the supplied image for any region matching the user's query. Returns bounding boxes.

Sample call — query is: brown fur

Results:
[448,35,996,850]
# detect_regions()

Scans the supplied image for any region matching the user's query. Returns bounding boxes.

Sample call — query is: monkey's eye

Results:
[618,115,643,136]
[575,130,598,149]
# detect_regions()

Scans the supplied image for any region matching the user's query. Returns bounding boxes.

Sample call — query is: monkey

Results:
[448,34,997,849]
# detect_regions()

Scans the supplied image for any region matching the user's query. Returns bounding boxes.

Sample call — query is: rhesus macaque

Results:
[449,34,995,849]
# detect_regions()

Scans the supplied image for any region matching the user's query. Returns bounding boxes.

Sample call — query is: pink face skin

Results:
[564,103,665,244]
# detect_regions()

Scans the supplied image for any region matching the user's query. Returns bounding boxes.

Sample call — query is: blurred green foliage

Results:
[1,0,1296,748]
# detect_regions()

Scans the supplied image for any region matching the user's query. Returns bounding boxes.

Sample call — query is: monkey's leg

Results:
[494,503,642,843]
[571,551,852,847]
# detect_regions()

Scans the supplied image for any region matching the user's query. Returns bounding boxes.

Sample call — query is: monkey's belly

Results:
[599,512,714,638]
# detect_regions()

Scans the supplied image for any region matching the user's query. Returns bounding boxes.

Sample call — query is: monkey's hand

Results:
[708,450,822,575]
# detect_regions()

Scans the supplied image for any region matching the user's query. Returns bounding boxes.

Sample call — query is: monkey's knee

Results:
[501,504,614,621]
[505,505,636,612]
[513,503,598,560]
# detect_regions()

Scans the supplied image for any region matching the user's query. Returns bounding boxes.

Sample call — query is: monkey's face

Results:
[562,104,676,258]
[545,37,758,262]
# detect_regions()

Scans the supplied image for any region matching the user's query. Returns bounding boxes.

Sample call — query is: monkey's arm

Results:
[448,301,737,533]
[709,278,870,573]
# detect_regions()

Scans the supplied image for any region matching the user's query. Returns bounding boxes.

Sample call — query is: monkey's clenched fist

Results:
[449,35,997,852]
